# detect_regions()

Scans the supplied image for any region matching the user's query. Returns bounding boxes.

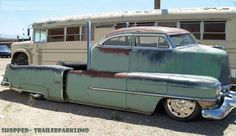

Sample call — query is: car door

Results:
[91,34,132,72]
[127,34,174,112]
[129,34,175,73]
[83,34,133,108]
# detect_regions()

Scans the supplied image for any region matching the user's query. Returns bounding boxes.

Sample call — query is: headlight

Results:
[216,85,221,96]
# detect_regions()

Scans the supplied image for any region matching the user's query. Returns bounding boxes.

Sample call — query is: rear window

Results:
[103,36,131,46]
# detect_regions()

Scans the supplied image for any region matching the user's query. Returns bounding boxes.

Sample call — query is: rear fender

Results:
[2,64,72,101]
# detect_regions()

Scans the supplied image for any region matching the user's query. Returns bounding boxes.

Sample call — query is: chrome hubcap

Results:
[167,99,196,118]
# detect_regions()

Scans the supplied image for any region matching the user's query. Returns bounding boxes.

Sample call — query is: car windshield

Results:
[169,33,197,47]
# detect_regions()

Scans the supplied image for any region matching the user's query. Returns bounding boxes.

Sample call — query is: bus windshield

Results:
[169,33,197,47]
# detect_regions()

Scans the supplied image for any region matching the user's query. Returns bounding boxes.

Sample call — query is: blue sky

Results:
[0,0,235,37]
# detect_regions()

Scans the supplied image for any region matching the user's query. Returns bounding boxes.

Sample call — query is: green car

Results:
[1,25,236,121]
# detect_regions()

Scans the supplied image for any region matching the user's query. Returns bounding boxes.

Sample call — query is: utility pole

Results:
[154,0,161,9]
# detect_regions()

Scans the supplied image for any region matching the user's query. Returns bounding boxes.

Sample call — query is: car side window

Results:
[103,36,131,47]
[135,35,169,48]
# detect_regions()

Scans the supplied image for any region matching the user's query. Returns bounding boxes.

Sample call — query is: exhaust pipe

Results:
[86,20,91,70]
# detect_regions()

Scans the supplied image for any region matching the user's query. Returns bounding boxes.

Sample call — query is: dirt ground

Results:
[0,58,236,136]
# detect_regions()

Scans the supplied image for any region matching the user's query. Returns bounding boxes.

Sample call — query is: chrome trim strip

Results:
[88,87,217,102]
[133,34,172,50]
[100,33,134,48]
[101,45,132,49]
[87,20,91,70]
[61,70,64,100]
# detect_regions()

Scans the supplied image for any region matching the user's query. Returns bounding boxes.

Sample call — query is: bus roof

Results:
[105,26,189,37]
[33,7,236,28]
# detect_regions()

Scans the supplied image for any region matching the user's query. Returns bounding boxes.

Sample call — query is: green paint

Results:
[4,65,71,101]
[2,34,231,115]
[66,73,127,108]
[91,47,129,72]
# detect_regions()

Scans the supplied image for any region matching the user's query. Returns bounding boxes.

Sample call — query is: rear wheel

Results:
[164,98,201,121]
[12,54,28,65]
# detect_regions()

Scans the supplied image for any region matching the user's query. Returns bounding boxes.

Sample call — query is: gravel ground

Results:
[0,58,236,136]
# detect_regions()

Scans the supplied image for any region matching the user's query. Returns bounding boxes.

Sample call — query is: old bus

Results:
[11,7,236,78]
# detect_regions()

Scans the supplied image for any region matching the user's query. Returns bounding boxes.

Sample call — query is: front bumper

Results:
[1,76,11,87]
[202,85,236,120]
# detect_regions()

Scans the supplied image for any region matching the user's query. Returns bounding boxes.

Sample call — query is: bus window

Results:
[203,21,226,40]
[48,28,64,42]
[180,21,201,39]
[136,22,155,26]
[34,29,47,43]
[82,26,95,41]
[34,29,41,42]
[158,22,177,28]
[115,23,127,29]
[115,22,135,29]
[66,27,80,41]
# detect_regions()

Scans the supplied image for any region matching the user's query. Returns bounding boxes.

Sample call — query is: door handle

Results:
[54,81,61,84]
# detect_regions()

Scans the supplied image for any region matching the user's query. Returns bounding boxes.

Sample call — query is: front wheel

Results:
[164,98,201,121]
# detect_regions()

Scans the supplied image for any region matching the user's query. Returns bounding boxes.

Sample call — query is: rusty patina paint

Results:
[91,46,129,72]
[97,46,130,56]
[3,64,72,101]
[2,26,234,120]
[175,45,231,85]
[69,70,127,79]
[6,63,70,73]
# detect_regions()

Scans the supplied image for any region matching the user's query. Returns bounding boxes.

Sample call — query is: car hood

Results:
[175,44,231,85]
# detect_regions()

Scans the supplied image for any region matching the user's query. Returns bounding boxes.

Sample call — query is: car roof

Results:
[105,26,189,38]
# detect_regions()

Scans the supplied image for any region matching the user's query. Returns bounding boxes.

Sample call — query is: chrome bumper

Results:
[202,89,236,120]
[1,76,11,87]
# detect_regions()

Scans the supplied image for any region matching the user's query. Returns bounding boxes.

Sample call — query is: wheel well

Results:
[154,98,167,113]
[12,52,28,63]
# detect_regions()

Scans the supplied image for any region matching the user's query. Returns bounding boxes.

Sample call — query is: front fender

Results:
[126,72,220,114]
[127,72,220,100]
